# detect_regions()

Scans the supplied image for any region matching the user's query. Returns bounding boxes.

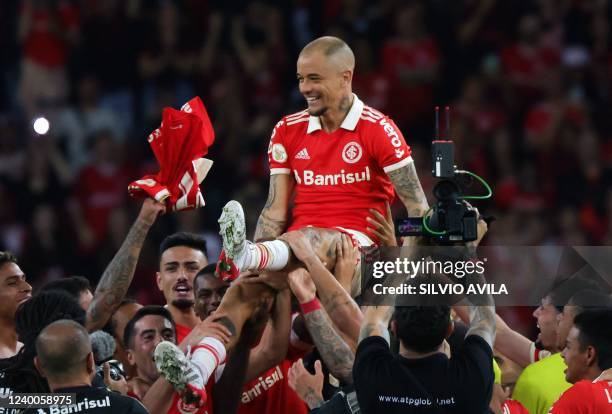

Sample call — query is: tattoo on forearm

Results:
[88,219,150,329]
[305,309,354,384]
[303,388,324,409]
[254,212,286,241]
[255,175,287,241]
[214,316,238,336]
[263,175,278,209]
[387,163,429,216]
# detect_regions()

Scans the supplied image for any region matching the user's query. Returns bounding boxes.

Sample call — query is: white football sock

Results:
[190,337,227,386]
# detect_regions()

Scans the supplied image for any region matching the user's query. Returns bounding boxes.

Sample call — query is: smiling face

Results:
[126,314,175,384]
[561,325,591,384]
[533,295,560,351]
[156,246,208,309]
[297,49,352,117]
[194,274,230,320]
[0,262,32,321]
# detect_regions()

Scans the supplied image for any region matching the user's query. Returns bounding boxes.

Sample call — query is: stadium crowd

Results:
[1,0,612,413]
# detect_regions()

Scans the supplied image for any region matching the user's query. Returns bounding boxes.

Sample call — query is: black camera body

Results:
[397,140,478,244]
[94,360,125,382]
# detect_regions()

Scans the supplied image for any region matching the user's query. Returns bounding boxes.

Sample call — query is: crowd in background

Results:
[1,0,612,328]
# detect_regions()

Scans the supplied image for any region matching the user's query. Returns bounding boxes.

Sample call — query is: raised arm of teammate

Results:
[86,198,165,331]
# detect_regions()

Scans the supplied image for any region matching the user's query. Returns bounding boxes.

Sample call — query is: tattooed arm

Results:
[461,218,496,348]
[254,174,294,241]
[358,306,394,344]
[86,199,164,331]
[281,232,362,349]
[288,269,355,384]
[387,162,429,217]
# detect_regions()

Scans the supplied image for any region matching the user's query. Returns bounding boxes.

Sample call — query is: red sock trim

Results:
[192,344,224,365]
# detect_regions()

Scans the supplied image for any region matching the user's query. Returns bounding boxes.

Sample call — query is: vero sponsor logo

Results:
[379,118,405,159]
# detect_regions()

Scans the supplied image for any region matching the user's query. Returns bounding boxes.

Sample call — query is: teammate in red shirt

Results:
[192,264,308,414]
[549,309,612,413]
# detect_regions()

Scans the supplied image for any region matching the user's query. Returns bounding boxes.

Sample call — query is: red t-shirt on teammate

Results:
[548,379,612,413]
[237,358,308,414]
[268,94,412,243]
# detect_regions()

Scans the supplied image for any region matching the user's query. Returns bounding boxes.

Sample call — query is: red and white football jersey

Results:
[548,379,612,413]
[268,94,412,242]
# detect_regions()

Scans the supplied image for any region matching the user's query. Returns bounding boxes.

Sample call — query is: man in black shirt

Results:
[22,319,147,414]
[353,220,495,414]
[0,251,32,362]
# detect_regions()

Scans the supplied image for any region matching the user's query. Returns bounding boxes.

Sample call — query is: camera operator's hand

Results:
[366,202,397,246]
[103,362,129,395]
[466,210,488,251]
[288,359,325,409]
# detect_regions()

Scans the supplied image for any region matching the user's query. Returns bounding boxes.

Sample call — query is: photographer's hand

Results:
[103,362,129,395]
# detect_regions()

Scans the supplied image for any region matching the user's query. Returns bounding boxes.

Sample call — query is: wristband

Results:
[299,297,321,315]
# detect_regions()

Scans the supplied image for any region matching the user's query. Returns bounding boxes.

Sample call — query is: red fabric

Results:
[166,377,215,414]
[353,71,390,114]
[73,163,131,246]
[500,44,559,101]
[548,380,612,413]
[382,37,440,124]
[299,298,321,315]
[175,323,192,345]
[502,399,529,414]
[129,97,215,211]
[237,359,308,414]
[268,102,412,243]
[129,377,214,414]
[22,2,79,67]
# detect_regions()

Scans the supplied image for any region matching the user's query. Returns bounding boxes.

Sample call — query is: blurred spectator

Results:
[500,13,560,106]
[382,2,440,136]
[68,130,132,253]
[54,74,125,168]
[17,0,79,118]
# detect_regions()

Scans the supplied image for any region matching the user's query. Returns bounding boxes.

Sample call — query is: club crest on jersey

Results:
[342,141,363,164]
[271,143,288,163]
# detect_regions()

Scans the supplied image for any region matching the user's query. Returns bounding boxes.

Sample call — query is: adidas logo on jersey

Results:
[295,148,310,160]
